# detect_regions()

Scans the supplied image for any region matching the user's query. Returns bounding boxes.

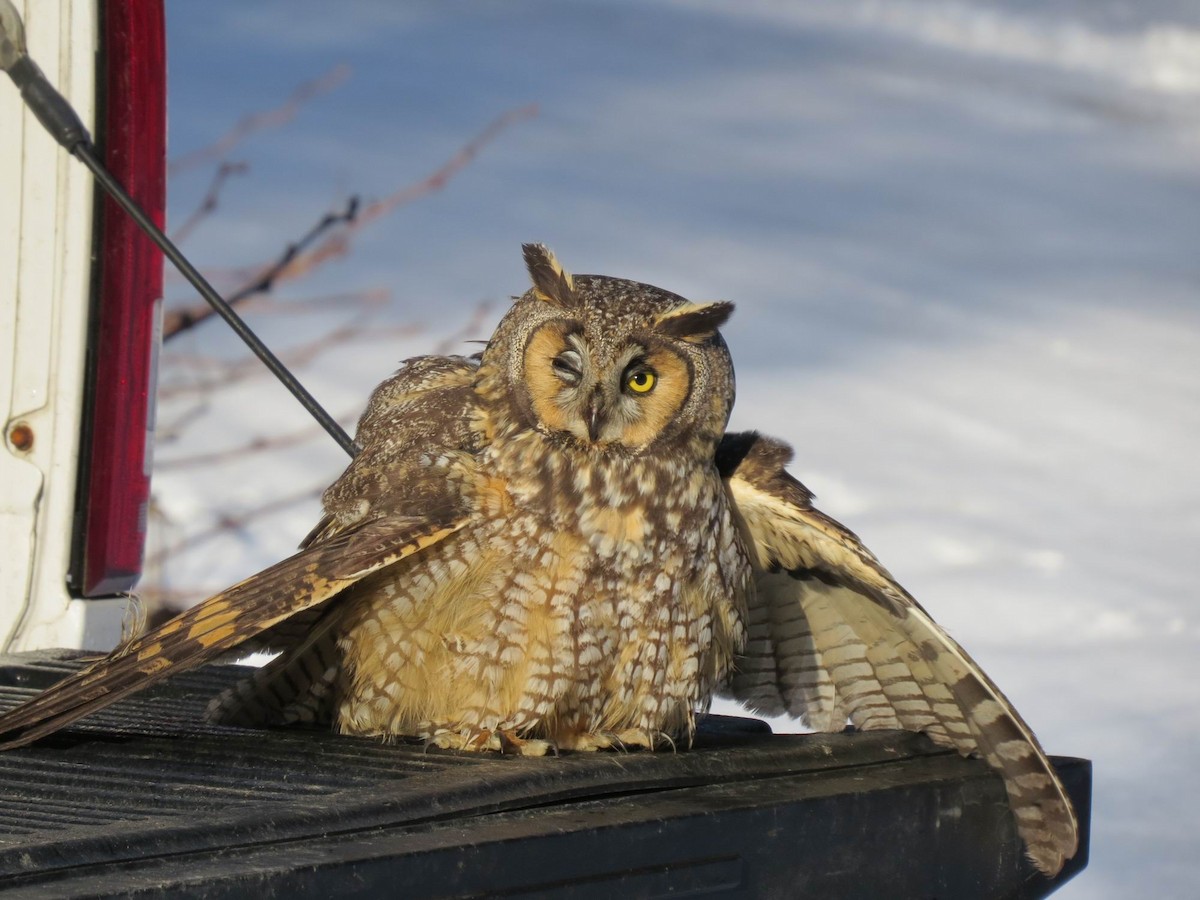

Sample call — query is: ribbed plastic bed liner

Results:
[0,650,1090,898]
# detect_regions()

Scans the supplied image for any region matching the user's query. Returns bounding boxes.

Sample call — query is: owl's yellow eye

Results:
[626,370,656,393]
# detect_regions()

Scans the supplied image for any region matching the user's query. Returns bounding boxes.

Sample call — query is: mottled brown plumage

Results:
[0,243,1077,873]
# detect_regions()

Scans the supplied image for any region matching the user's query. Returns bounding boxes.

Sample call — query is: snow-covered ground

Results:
[156,2,1200,896]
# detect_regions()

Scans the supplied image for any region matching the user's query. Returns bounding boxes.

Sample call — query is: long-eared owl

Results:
[0,244,1077,875]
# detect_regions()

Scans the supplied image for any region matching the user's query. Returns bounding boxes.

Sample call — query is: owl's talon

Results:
[563,731,613,752]
[498,730,556,757]
[496,729,524,755]
[422,727,498,753]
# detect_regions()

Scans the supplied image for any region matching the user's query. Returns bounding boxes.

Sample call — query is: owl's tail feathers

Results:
[0,516,464,750]
[205,621,341,728]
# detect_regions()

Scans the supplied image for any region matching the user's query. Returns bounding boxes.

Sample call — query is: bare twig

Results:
[170,160,249,245]
[161,102,536,343]
[245,103,539,285]
[224,199,361,304]
[162,196,362,341]
[229,287,391,317]
[156,408,359,471]
[432,299,494,355]
[145,483,327,570]
[168,64,352,176]
[161,289,388,356]
[158,322,424,399]
[158,298,493,470]
[154,399,211,444]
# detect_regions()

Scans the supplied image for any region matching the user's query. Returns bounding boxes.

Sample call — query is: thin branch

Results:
[230,287,391,317]
[144,483,327,570]
[168,64,352,176]
[243,102,539,286]
[157,298,493,469]
[154,399,211,444]
[170,160,249,244]
[432,299,494,355]
[157,322,423,399]
[162,289,387,354]
[156,408,359,471]
[161,102,536,343]
[225,199,361,304]
[162,197,361,342]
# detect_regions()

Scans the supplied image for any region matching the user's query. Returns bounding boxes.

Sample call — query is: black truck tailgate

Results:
[0,651,1090,898]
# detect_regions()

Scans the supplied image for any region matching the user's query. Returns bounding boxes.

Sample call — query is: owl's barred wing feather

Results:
[716,431,1078,876]
[205,611,344,728]
[0,353,483,746]
[0,515,465,751]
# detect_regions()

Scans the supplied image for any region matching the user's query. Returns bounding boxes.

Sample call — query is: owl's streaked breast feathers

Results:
[0,243,1077,875]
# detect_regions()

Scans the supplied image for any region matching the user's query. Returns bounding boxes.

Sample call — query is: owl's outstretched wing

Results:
[716,431,1078,876]
[0,514,466,751]
[0,354,485,751]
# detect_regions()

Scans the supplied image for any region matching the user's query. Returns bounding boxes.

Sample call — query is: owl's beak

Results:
[585,393,606,442]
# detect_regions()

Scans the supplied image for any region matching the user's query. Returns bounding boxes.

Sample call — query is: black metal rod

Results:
[74,145,359,458]
[2,16,358,458]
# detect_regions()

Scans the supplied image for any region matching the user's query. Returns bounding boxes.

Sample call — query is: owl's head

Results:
[478,244,735,454]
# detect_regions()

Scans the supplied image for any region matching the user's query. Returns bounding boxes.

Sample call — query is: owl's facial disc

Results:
[523,322,690,450]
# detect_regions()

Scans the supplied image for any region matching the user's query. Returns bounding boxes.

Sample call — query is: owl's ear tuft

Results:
[655,301,734,343]
[522,243,578,309]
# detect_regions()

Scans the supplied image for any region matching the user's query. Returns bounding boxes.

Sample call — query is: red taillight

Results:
[71,0,166,597]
